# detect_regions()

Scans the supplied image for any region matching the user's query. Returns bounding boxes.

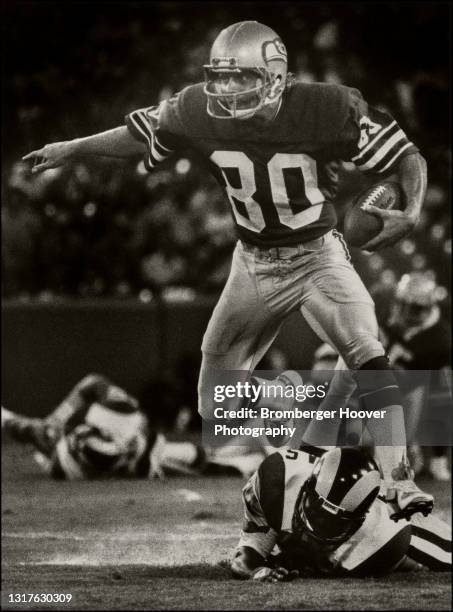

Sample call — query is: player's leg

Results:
[297,231,433,519]
[404,512,452,570]
[300,356,356,453]
[2,406,56,456]
[198,242,286,420]
[156,438,207,475]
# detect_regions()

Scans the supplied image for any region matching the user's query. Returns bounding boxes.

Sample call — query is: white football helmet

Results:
[292,448,381,545]
[203,21,288,120]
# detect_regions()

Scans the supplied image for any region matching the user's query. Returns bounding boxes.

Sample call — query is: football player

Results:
[384,272,451,480]
[231,448,451,581]
[1,373,205,479]
[22,21,430,519]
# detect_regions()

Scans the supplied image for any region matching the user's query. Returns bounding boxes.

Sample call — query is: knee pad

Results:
[355,356,402,410]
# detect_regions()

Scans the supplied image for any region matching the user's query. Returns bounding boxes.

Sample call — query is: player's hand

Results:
[360,206,418,252]
[22,141,79,174]
[252,566,299,583]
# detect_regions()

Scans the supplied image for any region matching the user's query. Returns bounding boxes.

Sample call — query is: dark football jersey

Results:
[385,318,451,371]
[384,317,451,400]
[126,82,418,247]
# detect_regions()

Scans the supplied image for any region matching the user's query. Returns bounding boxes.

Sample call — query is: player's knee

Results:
[340,335,385,370]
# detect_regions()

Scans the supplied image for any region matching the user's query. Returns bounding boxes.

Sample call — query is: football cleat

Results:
[385,479,434,522]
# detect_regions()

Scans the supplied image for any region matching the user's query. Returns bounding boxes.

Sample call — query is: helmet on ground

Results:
[203,21,288,119]
[292,448,381,546]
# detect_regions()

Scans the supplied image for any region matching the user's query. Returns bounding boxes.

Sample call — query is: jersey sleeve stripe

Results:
[144,156,156,170]
[128,111,174,169]
[130,111,153,138]
[354,130,407,171]
[150,134,170,162]
[154,134,173,153]
[130,111,174,163]
[351,121,398,162]
[127,113,154,149]
[125,113,150,145]
[373,142,414,173]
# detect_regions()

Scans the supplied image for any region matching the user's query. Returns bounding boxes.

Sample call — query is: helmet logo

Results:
[262,38,287,64]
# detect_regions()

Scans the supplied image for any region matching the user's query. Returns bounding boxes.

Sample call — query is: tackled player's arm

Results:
[22,127,146,174]
[231,476,296,582]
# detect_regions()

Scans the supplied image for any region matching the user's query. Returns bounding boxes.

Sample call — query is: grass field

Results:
[1,441,451,611]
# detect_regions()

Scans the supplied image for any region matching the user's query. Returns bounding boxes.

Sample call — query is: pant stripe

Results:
[332,229,351,261]
[407,544,451,571]
[412,525,451,553]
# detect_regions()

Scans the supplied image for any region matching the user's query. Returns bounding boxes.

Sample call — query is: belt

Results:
[241,234,327,259]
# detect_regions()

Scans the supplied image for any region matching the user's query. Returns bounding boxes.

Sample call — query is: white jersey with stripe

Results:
[236,449,451,574]
[49,374,156,480]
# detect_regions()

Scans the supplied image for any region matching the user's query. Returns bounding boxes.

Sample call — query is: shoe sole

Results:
[390,499,434,522]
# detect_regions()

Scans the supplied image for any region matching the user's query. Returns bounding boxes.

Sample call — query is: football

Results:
[343,181,403,248]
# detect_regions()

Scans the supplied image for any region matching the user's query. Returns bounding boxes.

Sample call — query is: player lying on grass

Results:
[22,20,432,520]
[231,447,451,581]
[1,372,279,479]
[1,373,211,479]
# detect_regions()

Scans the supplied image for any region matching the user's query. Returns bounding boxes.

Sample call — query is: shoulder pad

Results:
[159,83,209,138]
[287,82,360,142]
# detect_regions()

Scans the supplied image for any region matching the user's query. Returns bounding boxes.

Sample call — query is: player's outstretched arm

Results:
[231,546,299,582]
[361,153,427,251]
[22,126,146,174]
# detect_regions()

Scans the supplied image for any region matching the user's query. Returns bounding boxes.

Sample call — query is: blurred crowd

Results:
[2,3,450,313]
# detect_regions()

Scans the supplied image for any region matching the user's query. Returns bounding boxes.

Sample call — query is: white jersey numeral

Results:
[268,153,324,229]
[210,151,265,232]
[211,151,324,233]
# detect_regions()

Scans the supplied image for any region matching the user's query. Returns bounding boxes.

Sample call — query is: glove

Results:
[252,566,299,583]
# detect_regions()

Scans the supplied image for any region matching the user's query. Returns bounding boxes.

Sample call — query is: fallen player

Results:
[231,448,451,581]
[1,373,207,479]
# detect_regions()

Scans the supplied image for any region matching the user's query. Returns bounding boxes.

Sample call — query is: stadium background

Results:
[1,3,451,610]
[2,1,451,422]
